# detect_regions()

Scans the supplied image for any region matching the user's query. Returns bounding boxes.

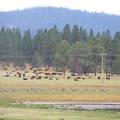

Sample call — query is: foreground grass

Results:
[0,103,120,120]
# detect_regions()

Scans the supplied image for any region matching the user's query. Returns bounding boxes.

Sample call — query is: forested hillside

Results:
[0,7,120,34]
[0,25,120,74]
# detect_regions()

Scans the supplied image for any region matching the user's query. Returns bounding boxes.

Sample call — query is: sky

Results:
[0,0,120,15]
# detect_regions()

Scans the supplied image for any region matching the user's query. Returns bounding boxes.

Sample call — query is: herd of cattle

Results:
[0,65,116,81]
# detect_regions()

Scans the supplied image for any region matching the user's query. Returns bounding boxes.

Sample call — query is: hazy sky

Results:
[0,0,119,15]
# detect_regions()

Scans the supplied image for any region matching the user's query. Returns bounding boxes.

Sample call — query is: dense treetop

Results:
[0,24,120,74]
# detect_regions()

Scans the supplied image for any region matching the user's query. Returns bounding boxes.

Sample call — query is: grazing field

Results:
[0,104,120,120]
[0,76,120,102]
[0,71,120,120]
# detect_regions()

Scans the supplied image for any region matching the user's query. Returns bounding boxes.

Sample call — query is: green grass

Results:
[0,105,120,120]
[0,100,50,110]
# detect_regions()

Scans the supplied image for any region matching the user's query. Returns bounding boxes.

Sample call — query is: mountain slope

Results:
[0,7,120,34]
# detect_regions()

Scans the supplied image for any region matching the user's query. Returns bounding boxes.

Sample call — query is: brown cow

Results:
[71,73,77,76]
[98,76,101,79]
[52,72,57,75]
[23,73,25,77]
[36,76,42,79]
[23,77,28,80]
[31,76,36,79]
[44,76,48,79]
[45,73,51,76]
[74,78,79,81]
[106,76,110,80]
[5,74,9,77]
[67,76,71,79]
[76,76,81,79]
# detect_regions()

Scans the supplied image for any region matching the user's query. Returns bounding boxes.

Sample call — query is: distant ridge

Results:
[0,7,120,34]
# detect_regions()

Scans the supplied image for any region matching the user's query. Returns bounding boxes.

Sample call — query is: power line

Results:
[0,53,119,58]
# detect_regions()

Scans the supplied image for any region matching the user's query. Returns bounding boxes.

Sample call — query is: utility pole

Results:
[101,47,104,74]
[101,47,107,84]
[101,48,104,84]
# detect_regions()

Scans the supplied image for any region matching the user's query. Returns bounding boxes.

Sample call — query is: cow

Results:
[45,68,49,71]
[33,70,37,73]
[31,76,36,79]
[44,76,48,79]
[106,76,110,80]
[67,76,71,79]
[36,76,42,79]
[23,77,28,80]
[17,72,21,78]
[82,77,85,80]
[57,72,63,76]
[74,78,79,81]
[52,72,57,75]
[45,73,51,76]
[76,76,81,79]
[98,76,101,79]
[23,73,25,77]
[71,73,77,76]
[49,77,53,80]
[5,74,9,77]
[30,67,33,70]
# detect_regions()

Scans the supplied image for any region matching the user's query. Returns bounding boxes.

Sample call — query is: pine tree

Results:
[71,25,80,43]
[22,29,33,56]
[62,24,71,42]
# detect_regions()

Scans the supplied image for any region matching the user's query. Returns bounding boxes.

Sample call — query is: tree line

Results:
[0,24,120,74]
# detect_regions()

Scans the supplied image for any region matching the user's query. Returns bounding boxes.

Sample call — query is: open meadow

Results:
[0,74,120,102]
[0,69,120,120]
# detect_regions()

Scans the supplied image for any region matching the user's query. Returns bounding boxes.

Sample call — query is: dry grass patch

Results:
[0,76,120,102]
